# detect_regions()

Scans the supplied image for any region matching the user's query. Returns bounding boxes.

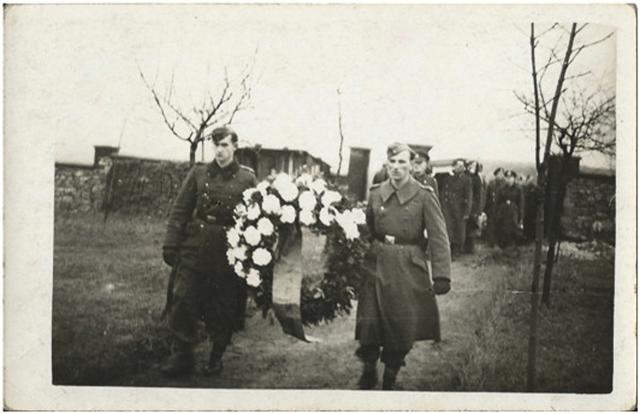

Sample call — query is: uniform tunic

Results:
[413,173,440,200]
[495,183,525,248]
[441,172,473,247]
[163,160,257,344]
[356,177,451,350]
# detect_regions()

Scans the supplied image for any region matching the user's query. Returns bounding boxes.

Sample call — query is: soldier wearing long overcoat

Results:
[161,126,257,377]
[495,170,524,248]
[441,159,472,256]
[464,160,484,253]
[484,167,505,246]
[356,143,451,390]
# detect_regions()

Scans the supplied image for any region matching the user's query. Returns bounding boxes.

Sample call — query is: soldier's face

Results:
[213,135,236,166]
[506,176,515,185]
[412,158,428,175]
[387,150,412,181]
[453,161,465,173]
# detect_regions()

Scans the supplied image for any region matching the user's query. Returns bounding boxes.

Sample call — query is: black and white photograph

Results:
[3,3,636,410]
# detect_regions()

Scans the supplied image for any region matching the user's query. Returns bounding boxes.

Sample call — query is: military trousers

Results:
[355,344,410,370]
[169,247,245,349]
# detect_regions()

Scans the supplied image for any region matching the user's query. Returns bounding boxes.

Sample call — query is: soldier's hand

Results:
[433,278,451,295]
[163,246,179,267]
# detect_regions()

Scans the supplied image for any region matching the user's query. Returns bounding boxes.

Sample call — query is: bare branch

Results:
[569,31,614,65]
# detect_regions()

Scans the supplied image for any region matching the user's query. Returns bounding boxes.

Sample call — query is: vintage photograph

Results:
[3,3,636,410]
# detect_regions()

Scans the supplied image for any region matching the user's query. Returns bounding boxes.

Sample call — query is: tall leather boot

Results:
[358,361,378,390]
[202,343,225,376]
[382,365,400,390]
[160,339,194,377]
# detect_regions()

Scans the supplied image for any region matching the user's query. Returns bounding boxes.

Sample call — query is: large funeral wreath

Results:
[226,172,369,325]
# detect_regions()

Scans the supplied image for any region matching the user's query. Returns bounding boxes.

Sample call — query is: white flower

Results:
[234,203,247,218]
[321,190,342,206]
[232,245,247,261]
[257,217,275,236]
[273,172,293,191]
[243,188,259,204]
[280,204,297,224]
[257,180,270,194]
[299,209,316,226]
[310,179,327,194]
[279,181,299,202]
[262,194,282,215]
[243,225,261,246]
[226,249,236,265]
[227,227,241,247]
[319,206,334,226]
[234,261,246,278]
[350,208,367,225]
[335,211,360,240]
[298,190,317,211]
[246,268,261,287]
[252,247,272,266]
[295,173,313,188]
[247,203,261,221]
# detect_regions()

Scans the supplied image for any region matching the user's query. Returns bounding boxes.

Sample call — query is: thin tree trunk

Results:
[189,142,197,166]
[336,88,345,177]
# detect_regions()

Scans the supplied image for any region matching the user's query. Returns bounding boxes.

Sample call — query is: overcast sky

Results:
[6,4,618,173]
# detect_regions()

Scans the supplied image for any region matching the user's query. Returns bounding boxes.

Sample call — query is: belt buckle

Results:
[384,235,396,245]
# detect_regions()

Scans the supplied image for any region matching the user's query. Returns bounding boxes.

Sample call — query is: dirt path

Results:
[125,246,512,390]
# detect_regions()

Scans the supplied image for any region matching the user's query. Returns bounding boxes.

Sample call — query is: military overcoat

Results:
[441,172,472,246]
[356,177,451,350]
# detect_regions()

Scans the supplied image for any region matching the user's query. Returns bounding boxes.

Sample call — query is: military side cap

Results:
[387,142,414,159]
[210,125,238,143]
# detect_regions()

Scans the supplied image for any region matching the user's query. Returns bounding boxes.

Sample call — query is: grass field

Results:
[53,214,614,392]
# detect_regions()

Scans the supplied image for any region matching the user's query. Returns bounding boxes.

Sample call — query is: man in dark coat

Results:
[441,158,472,257]
[495,170,525,248]
[484,167,505,246]
[464,160,483,253]
[161,126,257,377]
[412,150,440,199]
[356,142,451,390]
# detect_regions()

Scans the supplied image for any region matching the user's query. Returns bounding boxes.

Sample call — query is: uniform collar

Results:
[379,177,421,205]
[208,159,239,179]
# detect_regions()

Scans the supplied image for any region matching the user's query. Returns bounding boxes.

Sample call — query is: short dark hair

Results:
[210,126,238,144]
[452,158,466,166]
[493,167,505,176]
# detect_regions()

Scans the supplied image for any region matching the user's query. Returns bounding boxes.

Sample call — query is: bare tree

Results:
[139,57,256,165]
[519,22,613,391]
[336,88,345,177]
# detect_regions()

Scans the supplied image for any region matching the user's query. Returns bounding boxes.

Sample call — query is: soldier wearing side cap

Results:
[356,142,452,390]
[160,126,257,377]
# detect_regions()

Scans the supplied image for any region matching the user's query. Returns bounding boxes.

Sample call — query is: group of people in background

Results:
[374,152,538,260]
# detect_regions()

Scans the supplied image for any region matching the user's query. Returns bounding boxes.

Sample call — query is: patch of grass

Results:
[53,213,172,385]
[456,244,614,393]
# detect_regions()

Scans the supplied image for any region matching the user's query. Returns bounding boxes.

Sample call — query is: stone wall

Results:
[562,173,615,243]
[55,162,110,213]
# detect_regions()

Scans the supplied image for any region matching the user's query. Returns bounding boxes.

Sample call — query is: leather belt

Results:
[374,234,424,246]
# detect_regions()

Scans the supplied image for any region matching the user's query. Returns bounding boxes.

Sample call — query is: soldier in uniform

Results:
[356,142,451,390]
[441,158,472,257]
[372,162,389,185]
[463,160,483,253]
[484,167,505,246]
[412,150,440,199]
[495,170,525,248]
[161,126,257,377]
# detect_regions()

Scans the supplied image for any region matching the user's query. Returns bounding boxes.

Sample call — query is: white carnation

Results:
[247,203,261,221]
[227,227,241,247]
[299,209,316,226]
[257,217,275,236]
[234,261,246,278]
[280,204,297,224]
[279,181,300,202]
[226,249,236,265]
[273,172,293,190]
[243,188,259,204]
[321,190,342,206]
[319,206,334,226]
[243,226,261,246]
[257,180,270,194]
[298,190,317,211]
[262,194,282,215]
[232,245,247,261]
[234,203,247,218]
[252,247,273,266]
[350,208,367,225]
[336,211,360,240]
[310,179,327,194]
[295,173,313,188]
[246,268,261,287]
